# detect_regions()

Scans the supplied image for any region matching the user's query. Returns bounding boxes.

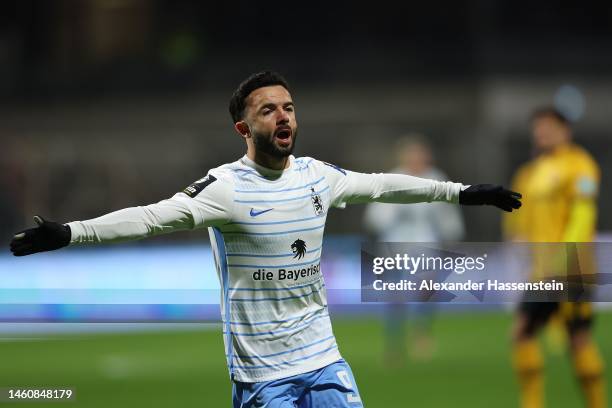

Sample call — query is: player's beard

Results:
[252,127,298,158]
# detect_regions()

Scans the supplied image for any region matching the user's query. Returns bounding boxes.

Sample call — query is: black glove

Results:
[459,184,522,212]
[10,215,71,256]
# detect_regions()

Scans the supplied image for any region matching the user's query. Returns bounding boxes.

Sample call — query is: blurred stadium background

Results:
[1,1,612,407]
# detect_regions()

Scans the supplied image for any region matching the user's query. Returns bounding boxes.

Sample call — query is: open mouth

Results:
[274,127,292,145]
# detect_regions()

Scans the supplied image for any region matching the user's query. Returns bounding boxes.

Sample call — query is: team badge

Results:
[310,187,324,216]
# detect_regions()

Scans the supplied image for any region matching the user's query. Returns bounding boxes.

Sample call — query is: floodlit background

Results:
[1,1,612,407]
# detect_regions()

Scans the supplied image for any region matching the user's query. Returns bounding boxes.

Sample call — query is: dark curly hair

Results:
[229,71,290,123]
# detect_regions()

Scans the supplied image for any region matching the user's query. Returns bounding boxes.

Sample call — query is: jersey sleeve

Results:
[568,152,600,200]
[562,151,600,242]
[68,169,234,244]
[314,159,465,208]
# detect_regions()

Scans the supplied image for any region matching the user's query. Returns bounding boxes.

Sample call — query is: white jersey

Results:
[68,154,464,382]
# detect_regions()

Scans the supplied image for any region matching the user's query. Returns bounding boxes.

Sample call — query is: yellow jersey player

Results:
[504,107,606,408]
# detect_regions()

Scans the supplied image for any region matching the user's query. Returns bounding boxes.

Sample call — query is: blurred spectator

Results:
[364,135,465,242]
[363,135,465,365]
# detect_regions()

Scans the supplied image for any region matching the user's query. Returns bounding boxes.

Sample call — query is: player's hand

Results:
[10,216,71,256]
[459,184,522,212]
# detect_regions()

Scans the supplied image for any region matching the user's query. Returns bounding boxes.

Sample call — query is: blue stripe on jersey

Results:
[223,313,330,337]
[232,169,274,180]
[233,186,330,204]
[224,308,324,326]
[212,227,233,376]
[226,246,322,258]
[227,257,321,269]
[222,225,325,236]
[229,281,319,293]
[226,215,326,226]
[231,345,338,369]
[234,177,324,193]
[230,284,325,302]
[228,335,336,360]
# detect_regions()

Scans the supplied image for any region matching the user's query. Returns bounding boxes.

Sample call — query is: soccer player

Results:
[10,71,521,407]
[505,107,606,408]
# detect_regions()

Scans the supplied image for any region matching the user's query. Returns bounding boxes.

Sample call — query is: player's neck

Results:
[246,150,290,171]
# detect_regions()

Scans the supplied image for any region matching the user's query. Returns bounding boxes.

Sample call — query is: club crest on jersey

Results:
[310,187,324,216]
[182,174,217,198]
[291,239,307,259]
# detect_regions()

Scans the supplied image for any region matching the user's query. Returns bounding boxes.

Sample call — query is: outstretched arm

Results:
[10,171,234,256]
[323,163,521,212]
[341,171,463,205]
[10,196,197,256]
[67,194,204,244]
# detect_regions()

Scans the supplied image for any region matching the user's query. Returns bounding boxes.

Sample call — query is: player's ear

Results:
[235,121,250,139]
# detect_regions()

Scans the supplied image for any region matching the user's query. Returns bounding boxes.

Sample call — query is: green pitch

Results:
[1,311,611,407]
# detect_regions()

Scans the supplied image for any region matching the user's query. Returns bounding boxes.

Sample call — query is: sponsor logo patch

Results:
[182,174,217,198]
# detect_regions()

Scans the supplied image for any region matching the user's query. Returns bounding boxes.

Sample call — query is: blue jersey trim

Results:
[228,335,336,360]
[223,313,329,337]
[234,186,330,204]
[231,345,338,369]
[323,161,347,175]
[234,177,324,193]
[227,257,321,269]
[230,284,325,303]
[212,227,234,377]
[226,215,326,227]
[224,308,325,326]
[229,281,320,293]
[222,224,325,236]
[232,168,275,180]
[226,246,322,258]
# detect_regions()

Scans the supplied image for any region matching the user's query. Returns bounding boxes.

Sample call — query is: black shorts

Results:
[518,301,594,335]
